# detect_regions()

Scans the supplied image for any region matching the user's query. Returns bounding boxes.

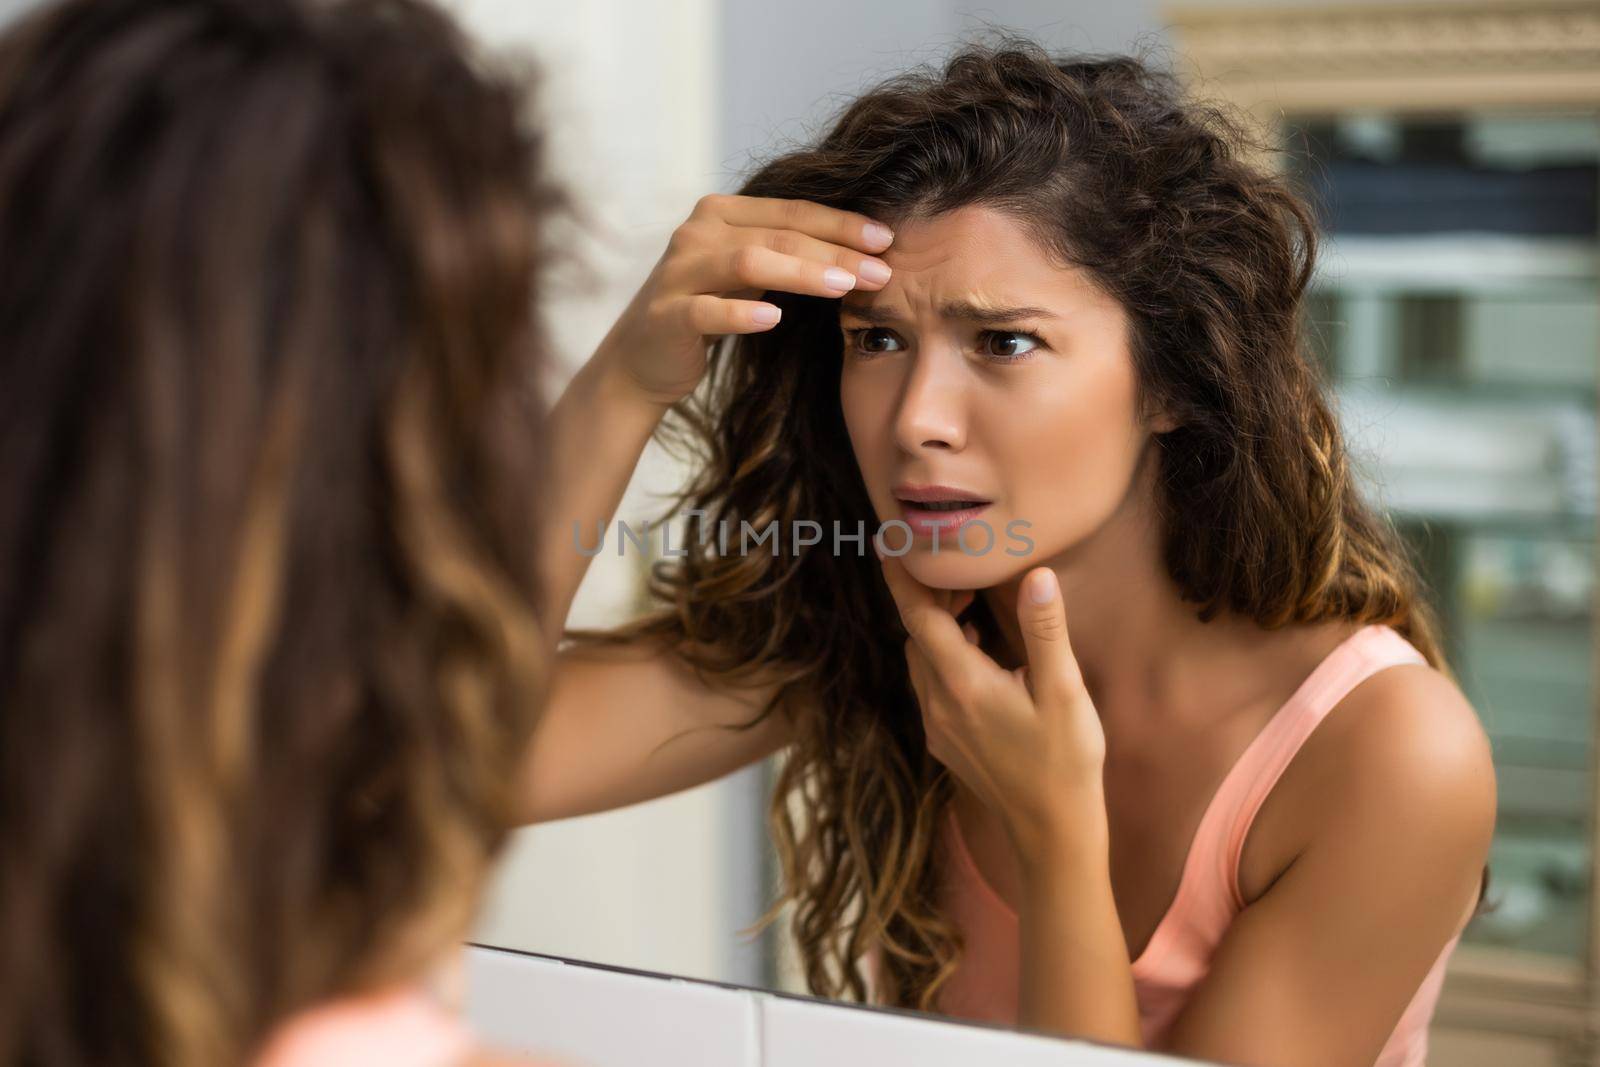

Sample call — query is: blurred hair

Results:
[566,40,1493,1012]
[0,0,562,1064]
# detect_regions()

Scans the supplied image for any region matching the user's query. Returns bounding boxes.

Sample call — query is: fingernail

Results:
[864,222,894,247]
[751,304,782,325]
[1027,568,1057,604]
[857,259,892,285]
[823,267,855,292]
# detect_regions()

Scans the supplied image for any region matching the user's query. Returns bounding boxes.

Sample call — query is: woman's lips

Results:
[899,500,993,539]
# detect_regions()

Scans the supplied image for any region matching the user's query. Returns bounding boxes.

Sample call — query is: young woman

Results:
[522,42,1498,1067]
[0,1,567,1065]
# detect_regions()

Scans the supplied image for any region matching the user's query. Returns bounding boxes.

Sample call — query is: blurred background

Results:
[1,0,1586,1062]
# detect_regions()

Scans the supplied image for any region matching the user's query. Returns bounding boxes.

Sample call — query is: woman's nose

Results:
[892,345,967,453]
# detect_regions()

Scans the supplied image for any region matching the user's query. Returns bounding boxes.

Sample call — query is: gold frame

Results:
[1164,2,1599,1063]
[1167,0,1600,117]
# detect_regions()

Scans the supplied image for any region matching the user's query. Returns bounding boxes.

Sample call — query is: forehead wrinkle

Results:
[839,214,1071,327]
[838,295,1061,327]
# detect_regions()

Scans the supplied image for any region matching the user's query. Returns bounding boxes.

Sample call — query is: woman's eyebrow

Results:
[838,303,897,325]
[942,299,1059,325]
[839,299,1059,326]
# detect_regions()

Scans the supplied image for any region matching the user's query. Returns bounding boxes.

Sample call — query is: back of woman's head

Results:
[589,39,1462,1012]
[0,1,561,1064]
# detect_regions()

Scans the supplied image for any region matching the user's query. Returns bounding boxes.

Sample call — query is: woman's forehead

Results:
[842,207,1112,323]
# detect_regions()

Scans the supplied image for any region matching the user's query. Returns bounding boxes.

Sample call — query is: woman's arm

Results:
[514,641,794,825]
[1156,664,1495,1067]
[517,358,797,824]
[519,194,896,824]
[878,555,1142,1046]
[533,192,895,657]
[1020,664,1494,1063]
[1008,661,1493,1063]
[531,348,666,661]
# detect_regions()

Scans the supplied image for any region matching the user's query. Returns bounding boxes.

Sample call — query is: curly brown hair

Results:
[0,1,562,1064]
[564,40,1492,1014]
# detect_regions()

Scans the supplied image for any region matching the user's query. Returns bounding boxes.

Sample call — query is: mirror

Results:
[449,3,1599,1065]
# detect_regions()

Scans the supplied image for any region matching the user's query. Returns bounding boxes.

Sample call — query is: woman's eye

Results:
[979,330,1042,360]
[847,327,904,355]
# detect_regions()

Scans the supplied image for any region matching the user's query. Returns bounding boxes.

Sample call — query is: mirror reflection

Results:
[468,3,1595,1066]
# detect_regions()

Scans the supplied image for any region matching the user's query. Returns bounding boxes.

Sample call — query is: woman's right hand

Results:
[594,194,896,408]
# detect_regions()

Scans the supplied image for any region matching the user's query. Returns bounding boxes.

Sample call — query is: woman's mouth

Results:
[897,498,993,539]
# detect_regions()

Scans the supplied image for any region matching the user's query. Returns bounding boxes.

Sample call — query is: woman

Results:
[0,0,567,1064]
[522,42,1498,1067]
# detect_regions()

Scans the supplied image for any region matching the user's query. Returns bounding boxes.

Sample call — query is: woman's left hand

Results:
[876,548,1108,855]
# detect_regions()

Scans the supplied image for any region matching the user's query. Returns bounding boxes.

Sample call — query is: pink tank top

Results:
[935,623,1466,1066]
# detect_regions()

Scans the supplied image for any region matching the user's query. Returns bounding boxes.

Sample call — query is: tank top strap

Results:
[1213,624,1429,912]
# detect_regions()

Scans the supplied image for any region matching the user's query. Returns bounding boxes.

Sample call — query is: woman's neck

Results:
[980,457,1264,731]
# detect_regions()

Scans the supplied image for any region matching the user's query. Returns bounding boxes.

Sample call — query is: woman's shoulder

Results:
[1317,639,1491,807]
[1249,616,1456,734]
[1282,623,1494,873]
[1289,619,1484,781]
[1241,619,1493,907]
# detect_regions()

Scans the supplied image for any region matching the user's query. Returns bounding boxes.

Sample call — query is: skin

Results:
[848,206,1497,1064]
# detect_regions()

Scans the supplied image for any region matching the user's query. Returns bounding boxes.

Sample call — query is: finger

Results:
[707,244,859,299]
[880,552,984,685]
[906,639,958,761]
[905,637,930,696]
[876,546,936,620]
[905,640,941,726]
[697,193,894,253]
[677,294,783,336]
[750,228,891,290]
[1017,567,1083,704]
[664,228,890,293]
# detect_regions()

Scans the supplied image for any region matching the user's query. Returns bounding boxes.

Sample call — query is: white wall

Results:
[714,0,1169,184]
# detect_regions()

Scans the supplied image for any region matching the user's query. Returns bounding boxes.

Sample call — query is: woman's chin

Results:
[894,544,1016,590]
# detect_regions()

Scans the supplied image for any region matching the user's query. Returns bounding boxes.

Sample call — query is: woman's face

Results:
[839,204,1173,591]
